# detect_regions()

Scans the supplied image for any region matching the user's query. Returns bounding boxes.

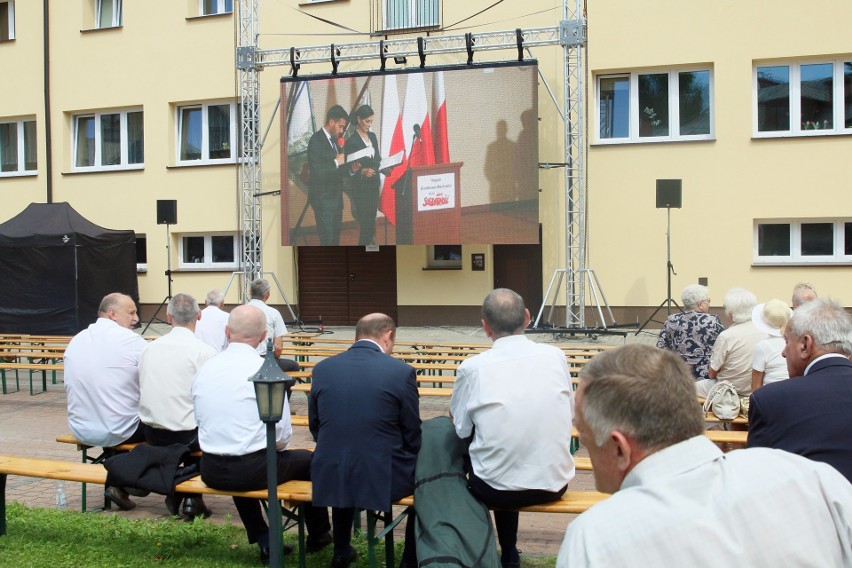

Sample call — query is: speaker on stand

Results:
[143,200,177,333]
[636,180,683,334]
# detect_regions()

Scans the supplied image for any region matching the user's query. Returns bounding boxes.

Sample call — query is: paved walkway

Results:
[0,324,657,558]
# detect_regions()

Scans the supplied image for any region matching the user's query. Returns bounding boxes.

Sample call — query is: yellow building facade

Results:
[1,1,849,327]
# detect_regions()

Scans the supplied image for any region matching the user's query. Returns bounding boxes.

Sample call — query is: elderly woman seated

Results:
[656,284,724,380]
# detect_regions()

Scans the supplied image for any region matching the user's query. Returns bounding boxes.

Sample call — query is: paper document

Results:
[345,146,375,163]
[380,151,404,172]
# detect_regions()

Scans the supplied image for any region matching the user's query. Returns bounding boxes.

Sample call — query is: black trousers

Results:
[468,469,567,556]
[143,425,200,504]
[201,449,330,544]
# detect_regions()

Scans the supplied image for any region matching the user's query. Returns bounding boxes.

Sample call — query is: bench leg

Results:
[0,473,6,536]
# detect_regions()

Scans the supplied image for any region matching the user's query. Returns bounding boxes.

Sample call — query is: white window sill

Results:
[592,137,715,146]
[186,12,232,21]
[0,170,37,178]
[167,161,238,169]
[63,165,143,175]
[752,130,852,139]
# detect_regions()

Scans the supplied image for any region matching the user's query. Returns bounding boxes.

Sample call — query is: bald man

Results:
[65,292,148,510]
[193,305,331,564]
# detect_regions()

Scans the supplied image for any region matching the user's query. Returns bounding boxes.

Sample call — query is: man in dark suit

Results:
[308,313,421,568]
[748,298,852,482]
[306,104,351,245]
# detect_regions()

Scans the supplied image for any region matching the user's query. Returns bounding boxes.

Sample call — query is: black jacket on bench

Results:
[104,443,198,495]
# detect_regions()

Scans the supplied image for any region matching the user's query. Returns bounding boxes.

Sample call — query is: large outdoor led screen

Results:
[280,62,539,246]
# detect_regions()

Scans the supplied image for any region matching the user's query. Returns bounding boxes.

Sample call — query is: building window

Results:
[135,234,147,272]
[73,109,143,171]
[755,58,852,136]
[754,219,852,265]
[0,119,36,176]
[178,233,238,269]
[96,0,122,28]
[426,245,462,269]
[380,0,440,32]
[177,102,236,165]
[0,1,15,41]
[596,68,713,143]
[200,0,232,16]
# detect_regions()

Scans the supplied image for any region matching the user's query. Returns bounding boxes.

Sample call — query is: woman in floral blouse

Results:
[656,284,724,380]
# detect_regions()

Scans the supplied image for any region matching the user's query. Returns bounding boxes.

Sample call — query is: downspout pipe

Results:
[43,0,53,203]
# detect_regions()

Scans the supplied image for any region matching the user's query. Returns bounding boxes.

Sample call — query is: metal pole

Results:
[266,421,282,568]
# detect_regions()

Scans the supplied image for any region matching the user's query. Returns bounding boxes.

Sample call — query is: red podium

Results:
[402,162,463,245]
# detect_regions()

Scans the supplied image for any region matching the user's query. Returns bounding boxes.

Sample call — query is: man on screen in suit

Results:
[747,297,852,482]
[306,104,354,246]
[308,313,421,567]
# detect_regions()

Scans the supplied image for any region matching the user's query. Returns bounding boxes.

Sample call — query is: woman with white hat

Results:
[751,299,793,392]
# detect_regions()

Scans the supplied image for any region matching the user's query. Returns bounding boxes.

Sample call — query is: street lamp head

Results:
[249,339,291,423]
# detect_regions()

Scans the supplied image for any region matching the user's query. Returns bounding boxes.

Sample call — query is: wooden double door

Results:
[296,246,398,326]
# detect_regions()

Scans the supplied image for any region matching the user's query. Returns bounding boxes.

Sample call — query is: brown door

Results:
[297,246,397,325]
[493,243,543,314]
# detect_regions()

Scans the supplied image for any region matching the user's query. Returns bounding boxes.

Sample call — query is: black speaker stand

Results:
[636,206,681,334]
[142,223,173,334]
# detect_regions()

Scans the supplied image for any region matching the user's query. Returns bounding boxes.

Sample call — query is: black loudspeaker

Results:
[156,200,177,225]
[655,179,682,209]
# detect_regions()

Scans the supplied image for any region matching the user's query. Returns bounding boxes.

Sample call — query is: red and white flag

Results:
[432,71,450,164]
[402,73,435,167]
[379,75,405,224]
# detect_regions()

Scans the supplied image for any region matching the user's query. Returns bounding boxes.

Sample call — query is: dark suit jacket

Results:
[308,340,421,511]
[748,356,852,482]
[306,128,344,204]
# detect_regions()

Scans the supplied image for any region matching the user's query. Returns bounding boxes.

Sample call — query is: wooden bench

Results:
[0,454,608,568]
[0,361,64,395]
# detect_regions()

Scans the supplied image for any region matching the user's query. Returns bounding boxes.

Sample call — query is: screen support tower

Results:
[236,0,595,328]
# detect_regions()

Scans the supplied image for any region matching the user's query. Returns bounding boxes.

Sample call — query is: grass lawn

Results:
[0,503,557,567]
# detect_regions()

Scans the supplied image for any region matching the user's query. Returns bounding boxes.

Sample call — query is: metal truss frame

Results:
[236,0,590,326]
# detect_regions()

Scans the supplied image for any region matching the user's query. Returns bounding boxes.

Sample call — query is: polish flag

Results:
[379,75,405,225]
[432,71,450,164]
[402,73,435,167]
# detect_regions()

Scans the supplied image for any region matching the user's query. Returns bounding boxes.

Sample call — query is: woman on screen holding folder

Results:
[344,105,382,246]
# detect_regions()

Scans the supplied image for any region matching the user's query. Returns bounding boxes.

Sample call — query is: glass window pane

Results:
[182,237,205,264]
[98,0,114,28]
[0,122,17,172]
[179,107,202,161]
[844,62,852,128]
[801,223,833,256]
[211,236,234,263]
[0,3,10,42]
[757,66,790,132]
[800,63,833,130]
[75,116,95,167]
[638,73,669,137]
[433,245,461,261]
[100,113,121,166]
[845,223,852,255]
[758,224,790,256]
[127,111,144,164]
[23,120,36,171]
[135,235,147,264]
[208,104,231,160]
[225,0,233,12]
[599,76,629,139]
[678,71,710,135]
[202,0,216,15]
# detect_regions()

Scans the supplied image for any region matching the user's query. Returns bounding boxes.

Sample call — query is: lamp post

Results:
[249,339,292,568]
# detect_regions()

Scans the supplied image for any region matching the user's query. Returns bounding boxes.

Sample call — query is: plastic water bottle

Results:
[55,480,67,510]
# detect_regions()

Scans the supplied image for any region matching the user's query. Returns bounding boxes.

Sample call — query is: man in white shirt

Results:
[192,304,331,564]
[194,289,229,352]
[558,344,852,567]
[64,292,148,510]
[450,288,575,568]
[139,293,216,519]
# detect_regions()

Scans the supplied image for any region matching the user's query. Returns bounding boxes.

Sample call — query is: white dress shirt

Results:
[451,334,575,491]
[194,305,229,352]
[752,336,788,384]
[192,342,292,456]
[64,318,148,447]
[248,298,287,356]
[558,436,852,567]
[138,326,216,431]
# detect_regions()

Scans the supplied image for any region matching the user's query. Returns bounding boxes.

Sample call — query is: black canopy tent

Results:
[0,202,138,335]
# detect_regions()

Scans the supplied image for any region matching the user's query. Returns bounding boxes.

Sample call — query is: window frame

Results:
[753,219,852,265]
[177,233,239,270]
[380,0,440,33]
[425,245,462,270]
[0,118,36,177]
[0,1,15,42]
[95,0,122,29]
[753,57,851,138]
[594,67,715,144]
[199,0,233,16]
[175,101,238,166]
[71,108,143,172]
